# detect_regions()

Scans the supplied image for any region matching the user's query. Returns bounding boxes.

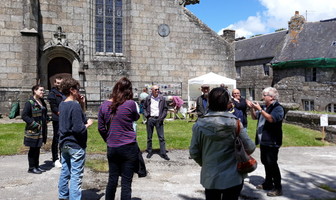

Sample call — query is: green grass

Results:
[0,116,329,156]
[0,123,25,155]
[315,184,336,193]
[246,116,326,147]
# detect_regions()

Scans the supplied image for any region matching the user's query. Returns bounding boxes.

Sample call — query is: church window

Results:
[95,0,122,53]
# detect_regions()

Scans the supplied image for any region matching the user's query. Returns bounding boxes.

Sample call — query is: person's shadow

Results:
[82,189,105,200]
[40,160,54,170]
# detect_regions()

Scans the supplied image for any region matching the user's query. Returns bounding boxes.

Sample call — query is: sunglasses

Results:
[154,89,160,91]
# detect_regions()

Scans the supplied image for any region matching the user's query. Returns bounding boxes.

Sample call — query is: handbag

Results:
[136,146,147,178]
[234,119,257,174]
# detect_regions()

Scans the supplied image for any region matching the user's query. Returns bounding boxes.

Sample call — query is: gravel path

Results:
[1,117,336,199]
[1,147,336,200]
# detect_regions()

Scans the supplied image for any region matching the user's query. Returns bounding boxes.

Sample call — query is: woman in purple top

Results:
[168,96,185,118]
[98,77,140,200]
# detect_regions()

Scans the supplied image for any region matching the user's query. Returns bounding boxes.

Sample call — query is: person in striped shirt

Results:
[98,77,140,200]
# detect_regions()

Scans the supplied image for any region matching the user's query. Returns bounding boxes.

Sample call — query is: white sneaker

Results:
[54,159,62,168]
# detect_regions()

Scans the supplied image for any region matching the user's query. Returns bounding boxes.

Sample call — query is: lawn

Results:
[0,116,328,156]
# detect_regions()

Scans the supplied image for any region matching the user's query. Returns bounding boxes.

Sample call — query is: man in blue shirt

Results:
[250,87,284,197]
[196,84,210,118]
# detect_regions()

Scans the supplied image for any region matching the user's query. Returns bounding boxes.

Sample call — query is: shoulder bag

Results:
[234,119,257,174]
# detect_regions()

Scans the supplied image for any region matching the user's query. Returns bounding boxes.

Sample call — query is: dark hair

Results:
[110,77,133,115]
[32,84,43,95]
[208,87,230,111]
[54,76,63,82]
[60,77,80,96]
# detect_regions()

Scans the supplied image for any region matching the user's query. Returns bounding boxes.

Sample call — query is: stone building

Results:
[235,11,336,112]
[0,0,235,115]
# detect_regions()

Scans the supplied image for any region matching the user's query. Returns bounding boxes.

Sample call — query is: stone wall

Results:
[236,58,273,100]
[285,111,336,143]
[274,67,336,111]
[87,0,235,102]
[0,0,235,115]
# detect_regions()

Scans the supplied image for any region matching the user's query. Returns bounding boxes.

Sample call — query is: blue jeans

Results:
[58,146,85,200]
[106,143,138,200]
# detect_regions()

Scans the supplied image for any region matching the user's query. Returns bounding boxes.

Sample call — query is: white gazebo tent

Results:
[187,72,236,108]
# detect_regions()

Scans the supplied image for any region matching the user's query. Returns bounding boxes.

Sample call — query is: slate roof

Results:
[235,18,336,64]
[273,19,336,62]
[235,31,287,61]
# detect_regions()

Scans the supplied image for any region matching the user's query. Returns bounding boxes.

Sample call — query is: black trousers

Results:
[52,121,60,162]
[105,143,138,200]
[260,145,282,190]
[28,146,40,169]
[205,182,243,200]
[146,117,167,155]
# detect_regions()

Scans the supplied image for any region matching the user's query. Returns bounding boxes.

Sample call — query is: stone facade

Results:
[235,11,336,112]
[0,0,235,115]
[273,67,336,111]
[235,58,274,101]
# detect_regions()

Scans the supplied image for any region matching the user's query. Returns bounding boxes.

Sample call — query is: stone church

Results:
[0,0,235,115]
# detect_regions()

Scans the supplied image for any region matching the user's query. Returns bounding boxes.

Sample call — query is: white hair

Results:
[263,87,279,100]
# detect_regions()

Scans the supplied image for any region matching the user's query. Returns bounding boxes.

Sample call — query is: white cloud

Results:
[218,14,267,38]
[219,0,336,38]
[261,0,336,29]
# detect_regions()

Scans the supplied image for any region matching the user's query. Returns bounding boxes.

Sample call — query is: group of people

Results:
[191,84,284,199]
[21,77,172,200]
[22,77,93,200]
[21,76,284,200]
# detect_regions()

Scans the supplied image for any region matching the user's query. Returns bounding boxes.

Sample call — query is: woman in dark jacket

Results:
[21,84,49,174]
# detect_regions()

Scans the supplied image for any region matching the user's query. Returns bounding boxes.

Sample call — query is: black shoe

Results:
[267,189,283,197]
[256,184,274,190]
[28,168,42,174]
[36,167,46,172]
[160,154,170,161]
[146,153,153,159]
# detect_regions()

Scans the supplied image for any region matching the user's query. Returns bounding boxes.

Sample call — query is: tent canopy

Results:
[187,72,236,108]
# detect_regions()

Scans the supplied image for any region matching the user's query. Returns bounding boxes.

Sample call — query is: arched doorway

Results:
[48,57,72,89]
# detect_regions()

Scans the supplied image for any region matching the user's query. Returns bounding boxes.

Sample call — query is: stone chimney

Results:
[222,29,236,43]
[288,11,306,43]
[288,11,305,31]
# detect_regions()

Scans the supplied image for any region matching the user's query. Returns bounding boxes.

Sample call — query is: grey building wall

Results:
[235,58,273,101]
[273,67,336,111]
[0,0,235,115]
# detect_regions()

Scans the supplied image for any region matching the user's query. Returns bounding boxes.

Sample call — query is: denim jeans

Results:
[58,146,85,200]
[106,143,138,200]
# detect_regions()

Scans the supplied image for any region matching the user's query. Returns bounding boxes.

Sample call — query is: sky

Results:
[187,0,336,38]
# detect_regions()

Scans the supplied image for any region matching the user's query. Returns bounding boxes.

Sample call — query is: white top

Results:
[150,96,160,117]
